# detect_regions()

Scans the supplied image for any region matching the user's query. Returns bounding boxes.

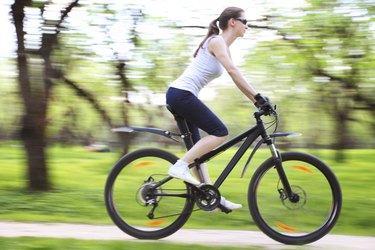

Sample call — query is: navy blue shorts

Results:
[166,87,228,143]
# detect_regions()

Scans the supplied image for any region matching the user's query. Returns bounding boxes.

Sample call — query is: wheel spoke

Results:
[249,152,341,245]
[105,149,195,239]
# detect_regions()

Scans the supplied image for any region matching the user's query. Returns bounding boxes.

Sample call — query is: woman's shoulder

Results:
[204,35,223,45]
[209,35,224,41]
[207,35,226,51]
[208,35,225,46]
[206,35,224,48]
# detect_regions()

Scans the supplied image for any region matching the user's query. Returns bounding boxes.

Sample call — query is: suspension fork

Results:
[254,112,295,200]
[266,139,296,200]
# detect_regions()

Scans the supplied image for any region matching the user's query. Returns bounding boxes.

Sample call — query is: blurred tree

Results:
[11,0,144,190]
[11,0,80,191]
[102,5,143,154]
[10,0,191,190]
[244,0,375,160]
[61,4,190,153]
[291,0,374,161]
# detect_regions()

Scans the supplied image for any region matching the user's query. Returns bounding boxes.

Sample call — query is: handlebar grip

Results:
[254,105,277,118]
[254,93,276,116]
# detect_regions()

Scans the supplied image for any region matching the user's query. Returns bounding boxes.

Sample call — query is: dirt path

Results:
[1,221,374,249]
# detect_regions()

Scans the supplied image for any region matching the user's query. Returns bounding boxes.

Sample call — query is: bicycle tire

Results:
[248,152,342,245]
[105,148,195,239]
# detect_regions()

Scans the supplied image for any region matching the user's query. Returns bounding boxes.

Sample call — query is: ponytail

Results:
[193,18,220,58]
[192,7,244,58]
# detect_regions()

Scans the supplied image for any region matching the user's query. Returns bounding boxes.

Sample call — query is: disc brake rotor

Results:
[281,185,306,210]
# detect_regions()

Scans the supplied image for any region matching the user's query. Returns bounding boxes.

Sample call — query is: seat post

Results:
[166,105,194,150]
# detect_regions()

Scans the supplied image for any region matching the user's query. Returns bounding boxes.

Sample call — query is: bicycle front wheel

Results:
[248,152,341,245]
[105,148,195,239]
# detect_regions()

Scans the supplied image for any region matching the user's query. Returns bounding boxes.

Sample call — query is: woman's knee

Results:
[214,134,228,144]
[212,126,229,140]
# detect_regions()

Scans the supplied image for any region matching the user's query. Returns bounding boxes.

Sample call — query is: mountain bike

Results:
[104,101,342,245]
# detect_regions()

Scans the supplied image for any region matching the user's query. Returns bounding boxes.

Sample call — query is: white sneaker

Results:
[210,196,242,212]
[220,197,242,210]
[168,160,201,186]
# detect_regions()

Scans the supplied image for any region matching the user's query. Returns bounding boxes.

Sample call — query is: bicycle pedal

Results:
[217,204,232,214]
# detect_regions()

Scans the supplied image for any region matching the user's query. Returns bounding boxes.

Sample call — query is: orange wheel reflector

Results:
[276,221,299,232]
[146,220,165,227]
[133,162,154,168]
[292,165,314,174]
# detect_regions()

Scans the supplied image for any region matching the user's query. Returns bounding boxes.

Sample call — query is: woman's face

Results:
[233,13,248,37]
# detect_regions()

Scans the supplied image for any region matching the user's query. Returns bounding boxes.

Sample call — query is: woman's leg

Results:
[168,136,226,185]
[192,163,211,184]
[166,88,242,209]
[166,88,228,185]
[185,122,212,183]
[180,134,227,163]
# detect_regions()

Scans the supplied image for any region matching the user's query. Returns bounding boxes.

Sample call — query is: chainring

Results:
[195,184,221,211]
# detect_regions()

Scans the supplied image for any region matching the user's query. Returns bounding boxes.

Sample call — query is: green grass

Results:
[0,142,374,236]
[0,237,261,250]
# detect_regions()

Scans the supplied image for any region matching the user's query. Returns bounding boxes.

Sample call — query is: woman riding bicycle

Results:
[167,7,261,210]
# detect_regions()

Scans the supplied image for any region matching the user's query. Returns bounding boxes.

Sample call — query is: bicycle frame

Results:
[113,109,299,199]
[191,111,290,189]
[196,122,262,188]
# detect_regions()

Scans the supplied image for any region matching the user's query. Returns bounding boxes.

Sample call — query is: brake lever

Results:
[264,105,277,116]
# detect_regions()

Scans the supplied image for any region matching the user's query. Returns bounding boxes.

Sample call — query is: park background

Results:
[0,0,374,249]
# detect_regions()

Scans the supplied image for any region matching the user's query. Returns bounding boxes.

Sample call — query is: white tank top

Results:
[170,35,225,96]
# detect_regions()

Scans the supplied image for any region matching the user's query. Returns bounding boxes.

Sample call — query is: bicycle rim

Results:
[249,152,341,245]
[105,148,195,239]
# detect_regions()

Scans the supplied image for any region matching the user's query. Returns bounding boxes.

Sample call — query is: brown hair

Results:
[193,7,244,57]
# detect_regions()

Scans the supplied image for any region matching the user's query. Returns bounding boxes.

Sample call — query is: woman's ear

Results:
[229,18,236,27]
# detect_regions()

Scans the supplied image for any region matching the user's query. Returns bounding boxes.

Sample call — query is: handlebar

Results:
[254,93,277,117]
[254,105,277,119]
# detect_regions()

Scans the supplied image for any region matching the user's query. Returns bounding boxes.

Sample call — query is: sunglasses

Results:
[234,18,247,25]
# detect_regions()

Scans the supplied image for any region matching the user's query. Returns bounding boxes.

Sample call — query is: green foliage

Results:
[2,0,374,149]
[131,27,191,90]
[49,6,193,143]
[2,0,374,201]
[0,59,22,140]
[243,0,375,149]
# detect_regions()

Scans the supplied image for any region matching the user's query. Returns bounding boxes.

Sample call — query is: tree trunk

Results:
[117,62,133,155]
[22,114,49,190]
[333,106,350,162]
[12,0,50,191]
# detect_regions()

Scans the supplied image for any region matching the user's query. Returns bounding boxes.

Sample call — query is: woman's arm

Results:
[209,37,257,103]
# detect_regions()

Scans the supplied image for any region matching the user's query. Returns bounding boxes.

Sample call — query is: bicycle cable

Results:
[259,113,279,145]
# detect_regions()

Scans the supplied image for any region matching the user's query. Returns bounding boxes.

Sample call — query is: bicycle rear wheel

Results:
[248,152,341,245]
[105,148,195,239]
